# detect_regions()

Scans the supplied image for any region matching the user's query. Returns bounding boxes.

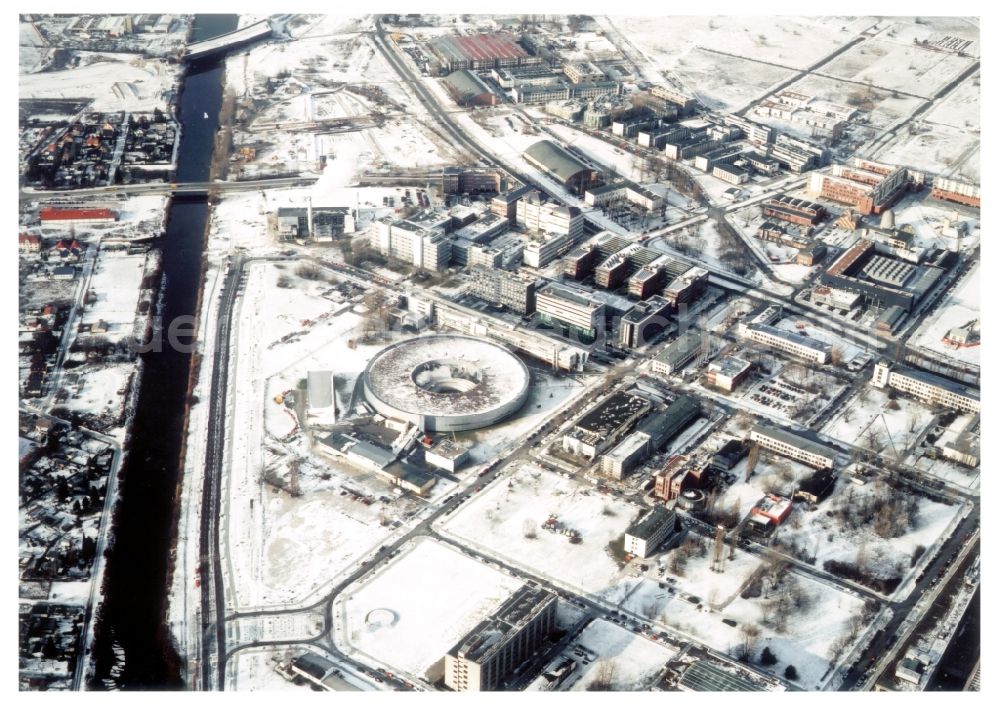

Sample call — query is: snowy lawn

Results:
[822,385,937,455]
[79,250,148,342]
[910,263,979,368]
[338,537,522,679]
[566,619,677,691]
[438,464,642,596]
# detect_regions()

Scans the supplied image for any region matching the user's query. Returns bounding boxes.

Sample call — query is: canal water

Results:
[88,14,237,690]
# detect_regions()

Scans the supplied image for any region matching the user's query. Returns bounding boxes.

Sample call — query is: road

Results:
[20,174,320,201]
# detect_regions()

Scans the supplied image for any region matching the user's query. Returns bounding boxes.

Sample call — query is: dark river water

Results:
[88,13,237,690]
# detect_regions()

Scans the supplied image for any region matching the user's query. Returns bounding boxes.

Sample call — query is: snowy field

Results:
[774,478,964,593]
[566,619,677,691]
[61,363,134,420]
[223,262,405,609]
[924,71,980,130]
[19,57,178,112]
[783,73,925,131]
[610,15,862,73]
[438,463,641,596]
[668,49,796,113]
[79,250,148,342]
[875,124,979,181]
[821,39,975,99]
[890,193,980,252]
[822,386,937,455]
[337,537,522,679]
[909,263,979,367]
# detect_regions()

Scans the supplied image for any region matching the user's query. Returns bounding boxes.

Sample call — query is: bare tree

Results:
[587,660,618,690]
[736,623,761,662]
[522,519,537,540]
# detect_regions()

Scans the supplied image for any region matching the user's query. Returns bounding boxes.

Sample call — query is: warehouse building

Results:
[624,506,680,558]
[445,585,557,692]
[523,140,601,195]
[870,362,980,414]
[584,180,663,211]
[678,661,765,692]
[749,424,837,470]
[820,240,945,312]
[428,32,538,73]
[442,69,499,106]
[650,85,697,114]
[600,396,700,479]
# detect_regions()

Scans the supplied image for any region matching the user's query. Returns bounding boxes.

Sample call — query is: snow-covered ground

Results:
[336,537,522,679]
[821,39,976,99]
[822,385,937,453]
[438,463,641,596]
[19,56,178,112]
[874,123,979,181]
[79,250,148,342]
[565,619,677,691]
[909,262,979,367]
[61,363,134,419]
[773,478,964,594]
[924,70,980,130]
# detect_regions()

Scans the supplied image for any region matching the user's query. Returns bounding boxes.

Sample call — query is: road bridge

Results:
[184,20,273,62]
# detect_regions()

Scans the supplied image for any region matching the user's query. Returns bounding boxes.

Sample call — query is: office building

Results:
[445,586,557,692]
[649,330,705,376]
[370,217,452,272]
[706,355,752,391]
[468,266,539,314]
[618,295,671,348]
[624,506,680,558]
[762,195,827,226]
[808,159,910,215]
[870,362,980,413]
[742,323,832,364]
[749,424,837,469]
[535,283,605,341]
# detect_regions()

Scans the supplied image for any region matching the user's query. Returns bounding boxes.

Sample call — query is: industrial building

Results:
[624,505,680,558]
[444,585,557,692]
[491,64,562,89]
[362,335,531,432]
[318,433,436,495]
[522,140,601,195]
[650,330,705,376]
[467,266,539,314]
[618,296,671,348]
[511,80,621,105]
[600,397,700,478]
[870,362,980,414]
[762,195,827,226]
[706,355,752,391]
[434,303,588,372]
[563,390,650,459]
[442,70,499,106]
[425,439,470,472]
[749,424,837,470]
[939,414,980,467]
[808,158,910,215]
[535,283,605,342]
[427,32,537,73]
[306,370,336,425]
[820,240,946,312]
[277,205,355,241]
[930,176,979,208]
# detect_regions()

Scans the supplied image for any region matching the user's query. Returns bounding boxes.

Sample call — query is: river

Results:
[88,13,238,690]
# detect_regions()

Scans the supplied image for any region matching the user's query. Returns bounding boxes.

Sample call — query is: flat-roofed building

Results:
[563,390,650,459]
[618,295,671,348]
[749,424,837,469]
[306,370,336,425]
[468,266,539,314]
[445,585,557,692]
[870,362,980,414]
[425,439,471,471]
[624,505,679,558]
[536,283,605,341]
[370,217,451,272]
[678,660,765,692]
[762,195,827,226]
[662,266,708,308]
[743,323,832,364]
[706,355,752,391]
[649,330,705,375]
[491,185,533,223]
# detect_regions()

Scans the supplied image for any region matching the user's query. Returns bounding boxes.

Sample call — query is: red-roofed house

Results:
[19,233,42,253]
[40,207,116,224]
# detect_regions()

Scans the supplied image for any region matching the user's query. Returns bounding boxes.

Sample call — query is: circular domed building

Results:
[362,335,530,432]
